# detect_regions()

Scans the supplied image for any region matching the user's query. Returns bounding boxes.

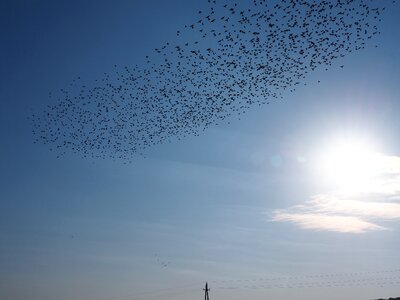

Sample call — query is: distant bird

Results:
[32,0,390,161]
[154,253,171,268]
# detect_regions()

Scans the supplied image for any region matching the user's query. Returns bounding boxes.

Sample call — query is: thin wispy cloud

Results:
[309,195,400,219]
[271,212,385,233]
[271,153,400,233]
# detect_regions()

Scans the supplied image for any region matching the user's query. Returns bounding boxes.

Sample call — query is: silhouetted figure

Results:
[204,282,210,300]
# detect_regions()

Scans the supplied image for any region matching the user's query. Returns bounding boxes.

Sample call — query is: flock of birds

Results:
[32,0,391,161]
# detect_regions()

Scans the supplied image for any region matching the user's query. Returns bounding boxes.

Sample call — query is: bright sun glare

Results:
[317,138,381,193]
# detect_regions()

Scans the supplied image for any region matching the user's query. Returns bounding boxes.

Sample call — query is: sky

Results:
[1,0,400,300]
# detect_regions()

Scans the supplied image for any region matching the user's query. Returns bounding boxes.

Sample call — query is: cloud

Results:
[309,195,400,219]
[271,212,385,233]
[270,153,400,233]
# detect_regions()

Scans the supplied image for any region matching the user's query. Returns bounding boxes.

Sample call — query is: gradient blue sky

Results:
[1,1,400,300]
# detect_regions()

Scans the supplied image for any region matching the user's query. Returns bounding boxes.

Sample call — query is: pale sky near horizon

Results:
[1,1,400,300]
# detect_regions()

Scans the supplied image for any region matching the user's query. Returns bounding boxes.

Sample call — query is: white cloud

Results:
[271,212,385,233]
[271,153,400,233]
[309,195,400,219]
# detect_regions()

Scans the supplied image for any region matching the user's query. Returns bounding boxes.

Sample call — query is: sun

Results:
[317,137,381,193]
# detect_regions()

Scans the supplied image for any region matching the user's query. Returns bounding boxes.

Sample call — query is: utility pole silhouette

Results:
[204,282,210,300]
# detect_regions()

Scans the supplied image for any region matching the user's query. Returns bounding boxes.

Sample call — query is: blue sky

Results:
[1,1,400,299]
